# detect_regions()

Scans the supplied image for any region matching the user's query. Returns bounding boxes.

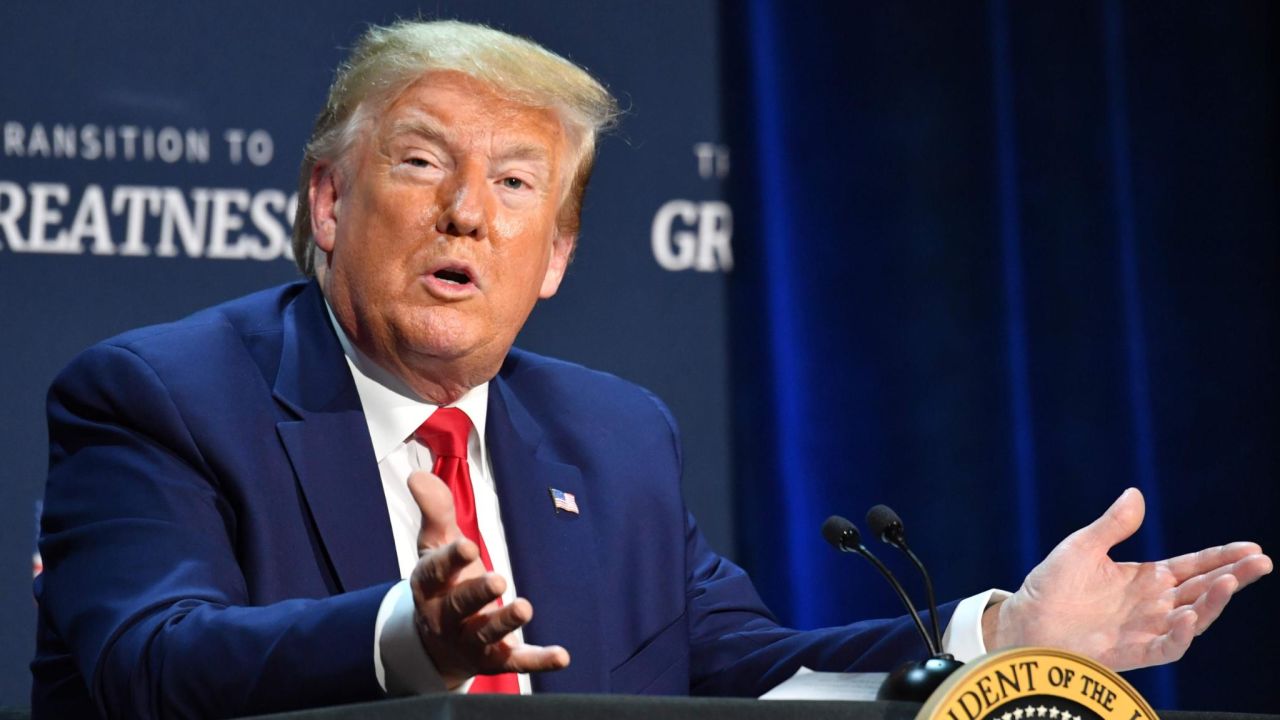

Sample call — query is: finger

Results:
[1229,552,1274,589]
[466,597,534,645]
[1174,553,1271,606]
[439,573,508,630]
[408,471,461,550]
[1191,574,1238,635]
[1165,541,1265,583]
[1073,487,1145,552]
[1173,563,1239,606]
[502,643,571,673]
[1144,606,1196,667]
[411,539,480,601]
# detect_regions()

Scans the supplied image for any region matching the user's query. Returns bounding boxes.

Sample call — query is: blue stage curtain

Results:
[721,1,1278,711]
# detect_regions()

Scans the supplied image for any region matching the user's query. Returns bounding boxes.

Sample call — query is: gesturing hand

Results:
[985,488,1272,670]
[406,470,570,689]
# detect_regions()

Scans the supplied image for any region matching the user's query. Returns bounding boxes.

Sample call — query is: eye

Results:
[501,177,527,190]
[405,157,433,169]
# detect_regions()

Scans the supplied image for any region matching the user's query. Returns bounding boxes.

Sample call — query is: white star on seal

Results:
[1048,709,1061,719]
[1036,706,1049,717]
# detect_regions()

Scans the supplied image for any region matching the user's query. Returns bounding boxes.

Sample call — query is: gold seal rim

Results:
[915,646,1160,720]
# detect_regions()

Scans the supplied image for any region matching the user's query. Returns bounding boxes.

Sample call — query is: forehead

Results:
[375,71,568,158]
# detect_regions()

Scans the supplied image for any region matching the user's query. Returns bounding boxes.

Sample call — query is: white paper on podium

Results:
[758,666,888,701]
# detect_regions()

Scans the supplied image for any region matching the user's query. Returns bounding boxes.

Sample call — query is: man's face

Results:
[311,71,575,399]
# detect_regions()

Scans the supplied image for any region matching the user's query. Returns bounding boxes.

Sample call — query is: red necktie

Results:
[414,407,520,694]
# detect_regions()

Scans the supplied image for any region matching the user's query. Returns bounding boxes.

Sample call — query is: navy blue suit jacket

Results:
[33,281,952,719]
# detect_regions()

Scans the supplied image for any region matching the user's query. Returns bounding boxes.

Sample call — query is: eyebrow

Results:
[386,117,449,145]
[496,142,551,166]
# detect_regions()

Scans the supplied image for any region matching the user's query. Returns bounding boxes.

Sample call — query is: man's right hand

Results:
[406,471,571,689]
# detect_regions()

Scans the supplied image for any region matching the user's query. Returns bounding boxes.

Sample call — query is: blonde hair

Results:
[292,19,619,276]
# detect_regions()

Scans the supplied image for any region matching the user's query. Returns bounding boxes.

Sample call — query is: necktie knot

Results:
[415,407,471,459]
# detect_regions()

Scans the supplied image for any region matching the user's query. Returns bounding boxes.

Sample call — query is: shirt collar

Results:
[324,301,489,463]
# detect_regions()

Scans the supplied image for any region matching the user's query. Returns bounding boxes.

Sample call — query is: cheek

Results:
[492,216,557,274]
[364,182,440,237]
[344,196,441,277]
[490,213,529,244]
[412,196,446,233]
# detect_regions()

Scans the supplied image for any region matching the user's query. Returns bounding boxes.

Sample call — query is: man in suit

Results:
[34,19,1271,720]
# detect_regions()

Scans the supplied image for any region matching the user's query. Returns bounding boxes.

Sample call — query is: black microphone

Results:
[866,504,943,654]
[822,514,963,703]
[821,516,938,656]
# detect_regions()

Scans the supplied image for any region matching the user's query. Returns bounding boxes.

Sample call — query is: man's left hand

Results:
[984,487,1272,670]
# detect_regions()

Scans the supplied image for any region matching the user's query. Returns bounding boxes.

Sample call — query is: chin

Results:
[398,306,473,349]
[402,328,501,367]
[397,310,514,372]
[401,334,477,363]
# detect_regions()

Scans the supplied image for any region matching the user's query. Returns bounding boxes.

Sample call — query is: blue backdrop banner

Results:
[0,0,732,707]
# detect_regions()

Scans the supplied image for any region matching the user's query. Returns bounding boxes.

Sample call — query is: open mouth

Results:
[432,268,472,285]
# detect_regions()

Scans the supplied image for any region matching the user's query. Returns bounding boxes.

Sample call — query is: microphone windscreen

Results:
[866,504,904,541]
[822,515,859,550]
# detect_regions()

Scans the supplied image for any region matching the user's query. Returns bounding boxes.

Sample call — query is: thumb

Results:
[1075,487,1145,552]
[408,470,462,551]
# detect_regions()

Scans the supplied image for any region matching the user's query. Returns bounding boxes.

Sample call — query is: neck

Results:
[378,352,485,406]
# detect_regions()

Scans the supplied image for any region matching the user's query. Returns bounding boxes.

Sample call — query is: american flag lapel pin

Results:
[548,487,580,515]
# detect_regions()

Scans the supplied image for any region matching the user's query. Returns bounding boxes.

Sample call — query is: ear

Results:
[309,163,340,254]
[538,231,577,298]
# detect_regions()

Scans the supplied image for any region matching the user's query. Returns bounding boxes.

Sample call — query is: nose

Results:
[435,161,490,240]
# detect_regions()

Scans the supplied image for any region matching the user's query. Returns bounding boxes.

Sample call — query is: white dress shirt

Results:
[326,304,1000,696]
[325,307,530,695]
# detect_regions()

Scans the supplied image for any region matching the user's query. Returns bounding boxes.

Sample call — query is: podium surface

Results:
[242,694,1280,720]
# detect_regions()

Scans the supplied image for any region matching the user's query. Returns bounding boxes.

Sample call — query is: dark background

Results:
[1,0,1274,713]
[724,0,1277,712]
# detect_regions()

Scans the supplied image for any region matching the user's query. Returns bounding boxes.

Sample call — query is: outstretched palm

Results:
[990,488,1271,670]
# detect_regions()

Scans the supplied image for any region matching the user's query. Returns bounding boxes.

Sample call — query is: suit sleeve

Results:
[636,394,955,697]
[38,342,391,719]
[683,513,958,696]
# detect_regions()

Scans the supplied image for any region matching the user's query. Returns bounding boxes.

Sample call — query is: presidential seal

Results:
[917,647,1159,720]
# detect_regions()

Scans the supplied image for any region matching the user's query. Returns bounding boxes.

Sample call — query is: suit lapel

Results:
[273,283,399,592]
[269,287,606,685]
[488,374,608,693]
